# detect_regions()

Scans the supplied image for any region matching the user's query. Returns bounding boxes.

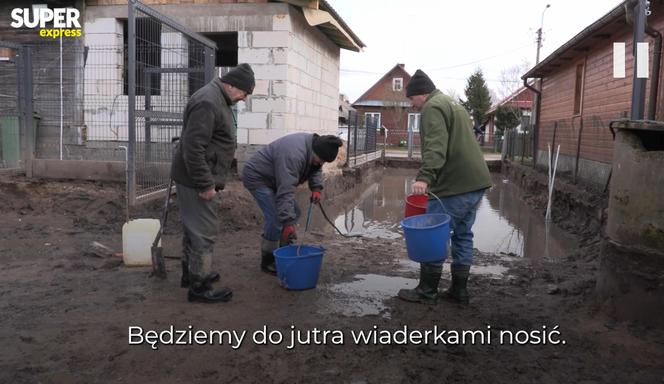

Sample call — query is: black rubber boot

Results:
[441,264,470,304]
[187,275,232,303]
[397,263,442,304]
[261,238,279,276]
[180,260,220,288]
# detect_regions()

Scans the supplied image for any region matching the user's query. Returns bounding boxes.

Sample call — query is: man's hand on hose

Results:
[310,190,321,204]
[281,225,297,245]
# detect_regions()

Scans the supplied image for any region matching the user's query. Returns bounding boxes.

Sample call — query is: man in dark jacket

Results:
[171,63,255,303]
[398,69,492,305]
[241,133,342,275]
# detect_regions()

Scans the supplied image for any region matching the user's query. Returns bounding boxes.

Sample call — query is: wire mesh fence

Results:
[127,0,216,204]
[0,43,23,173]
[502,129,534,164]
[346,110,378,166]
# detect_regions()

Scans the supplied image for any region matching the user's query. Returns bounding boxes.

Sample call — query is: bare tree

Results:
[497,59,531,100]
[443,88,462,102]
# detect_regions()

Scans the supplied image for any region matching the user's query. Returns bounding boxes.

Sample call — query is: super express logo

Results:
[10,7,82,38]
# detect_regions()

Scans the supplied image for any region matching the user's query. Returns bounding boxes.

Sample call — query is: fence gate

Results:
[127,0,216,205]
[0,42,33,174]
[346,110,377,167]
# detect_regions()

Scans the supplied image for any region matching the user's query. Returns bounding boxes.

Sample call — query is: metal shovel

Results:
[151,178,174,279]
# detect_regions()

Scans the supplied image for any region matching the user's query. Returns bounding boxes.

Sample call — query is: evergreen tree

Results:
[495,106,522,135]
[461,69,492,127]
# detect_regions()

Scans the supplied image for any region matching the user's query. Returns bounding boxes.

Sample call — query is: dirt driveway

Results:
[1,174,663,383]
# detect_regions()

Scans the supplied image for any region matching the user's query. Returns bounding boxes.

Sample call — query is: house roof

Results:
[352,63,412,106]
[522,1,626,79]
[275,0,365,51]
[487,85,534,114]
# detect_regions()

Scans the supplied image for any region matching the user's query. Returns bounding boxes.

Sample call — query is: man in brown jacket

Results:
[171,64,254,303]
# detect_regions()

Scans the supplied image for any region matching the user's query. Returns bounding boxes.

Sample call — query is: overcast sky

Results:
[330,0,624,103]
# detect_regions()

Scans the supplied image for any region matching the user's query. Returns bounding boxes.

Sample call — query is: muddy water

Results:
[301,168,579,318]
[305,168,578,259]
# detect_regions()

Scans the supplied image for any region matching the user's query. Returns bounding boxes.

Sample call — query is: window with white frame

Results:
[392,77,403,91]
[365,112,381,130]
[408,113,421,133]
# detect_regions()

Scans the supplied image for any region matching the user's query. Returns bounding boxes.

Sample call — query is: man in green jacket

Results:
[398,69,492,305]
[171,63,254,303]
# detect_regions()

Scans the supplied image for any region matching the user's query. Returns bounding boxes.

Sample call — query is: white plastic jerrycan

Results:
[122,219,161,266]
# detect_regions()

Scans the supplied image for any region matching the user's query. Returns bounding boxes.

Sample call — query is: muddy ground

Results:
[1,168,663,384]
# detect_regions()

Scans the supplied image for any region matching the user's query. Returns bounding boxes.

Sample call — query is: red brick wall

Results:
[354,106,414,146]
[538,7,664,164]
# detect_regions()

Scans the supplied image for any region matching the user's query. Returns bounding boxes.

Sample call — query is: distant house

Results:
[522,1,664,186]
[337,93,354,138]
[484,86,533,147]
[352,63,415,146]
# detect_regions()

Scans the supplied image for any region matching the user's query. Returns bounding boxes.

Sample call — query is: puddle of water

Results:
[302,169,578,259]
[471,264,510,279]
[396,257,510,279]
[321,274,417,318]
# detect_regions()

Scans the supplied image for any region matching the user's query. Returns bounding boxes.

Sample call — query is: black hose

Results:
[316,201,363,238]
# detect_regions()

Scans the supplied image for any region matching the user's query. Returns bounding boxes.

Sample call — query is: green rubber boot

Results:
[397,263,442,304]
[442,264,470,304]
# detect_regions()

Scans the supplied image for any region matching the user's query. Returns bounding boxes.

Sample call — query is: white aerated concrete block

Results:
[252,64,288,81]
[273,48,288,64]
[236,128,249,145]
[252,80,270,96]
[252,98,288,113]
[249,129,286,145]
[272,14,291,31]
[270,113,295,130]
[238,31,251,48]
[237,112,268,130]
[252,31,291,48]
[238,48,271,64]
[84,18,121,34]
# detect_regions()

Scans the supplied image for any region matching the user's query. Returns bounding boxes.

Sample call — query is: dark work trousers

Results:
[175,183,218,279]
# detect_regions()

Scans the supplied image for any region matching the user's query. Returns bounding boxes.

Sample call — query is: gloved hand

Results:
[281,225,297,245]
[311,190,321,204]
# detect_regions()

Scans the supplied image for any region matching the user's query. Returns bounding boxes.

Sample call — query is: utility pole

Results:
[630,0,648,120]
[536,4,551,65]
[532,3,550,168]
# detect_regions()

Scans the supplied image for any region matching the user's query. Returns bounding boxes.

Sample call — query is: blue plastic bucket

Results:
[400,213,451,263]
[273,245,325,290]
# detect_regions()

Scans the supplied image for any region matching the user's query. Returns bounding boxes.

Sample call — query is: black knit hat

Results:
[406,69,436,97]
[312,134,343,162]
[221,63,255,94]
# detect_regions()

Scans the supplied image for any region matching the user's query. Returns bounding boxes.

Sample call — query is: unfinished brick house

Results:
[82,0,364,169]
[352,64,416,147]
[522,1,664,186]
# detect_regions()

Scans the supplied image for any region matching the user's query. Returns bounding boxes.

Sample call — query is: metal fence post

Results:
[574,117,584,184]
[127,0,137,206]
[407,120,413,159]
[16,46,26,172]
[345,110,351,167]
[204,46,215,84]
[23,46,34,177]
[353,112,359,167]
